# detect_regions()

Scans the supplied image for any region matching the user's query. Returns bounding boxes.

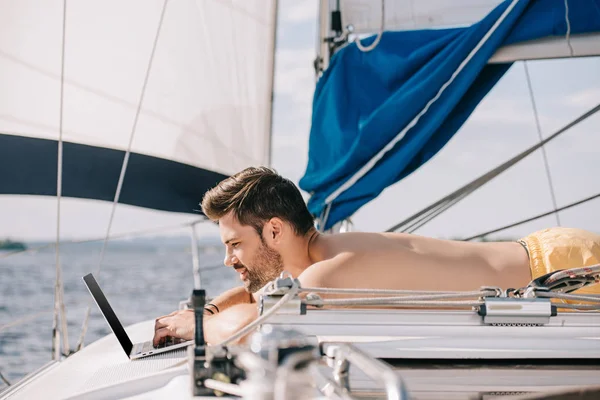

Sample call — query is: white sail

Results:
[0,0,276,177]
[337,0,504,34]
[328,0,600,64]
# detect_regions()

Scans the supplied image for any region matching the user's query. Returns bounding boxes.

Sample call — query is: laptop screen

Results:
[83,273,133,356]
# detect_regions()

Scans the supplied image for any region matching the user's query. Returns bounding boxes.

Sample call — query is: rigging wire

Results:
[52,0,69,360]
[405,192,469,234]
[523,61,561,227]
[0,370,11,387]
[75,0,169,353]
[462,191,600,241]
[384,1,592,234]
[386,101,600,233]
[1,310,54,333]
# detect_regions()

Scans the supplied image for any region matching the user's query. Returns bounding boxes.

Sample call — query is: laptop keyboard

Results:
[156,336,183,348]
[136,337,184,354]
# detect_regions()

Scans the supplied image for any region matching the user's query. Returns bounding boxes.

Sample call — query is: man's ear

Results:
[264,217,284,245]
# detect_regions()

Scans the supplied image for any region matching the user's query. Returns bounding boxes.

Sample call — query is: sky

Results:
[1,0,599,242]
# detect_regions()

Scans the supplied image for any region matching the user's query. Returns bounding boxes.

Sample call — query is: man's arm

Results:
[153,303,258,346]
[153,286,255,346]
[205,286,254,313]
[153,262,342,347]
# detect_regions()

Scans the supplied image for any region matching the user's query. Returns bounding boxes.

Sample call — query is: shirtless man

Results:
[153,167,600,346]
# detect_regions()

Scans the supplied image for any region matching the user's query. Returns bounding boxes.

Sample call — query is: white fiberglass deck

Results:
[269,308,600,359]
[2,309,599,399]
[1,321,191,400]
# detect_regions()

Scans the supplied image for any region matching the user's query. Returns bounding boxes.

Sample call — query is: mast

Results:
[315,0,332,78]
[266,0,279,167]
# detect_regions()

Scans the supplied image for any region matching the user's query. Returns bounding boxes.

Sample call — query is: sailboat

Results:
[2,0,600,399]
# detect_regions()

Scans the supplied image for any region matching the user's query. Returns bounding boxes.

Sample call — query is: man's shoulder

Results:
[298,254,352,288]
[318,231,392,257]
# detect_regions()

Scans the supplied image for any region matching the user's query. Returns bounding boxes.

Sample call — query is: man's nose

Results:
[224,253,238,267]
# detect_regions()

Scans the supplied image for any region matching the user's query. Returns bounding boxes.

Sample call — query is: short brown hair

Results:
[201,167,314,236]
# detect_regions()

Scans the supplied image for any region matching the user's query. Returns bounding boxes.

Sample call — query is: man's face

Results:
[219,212,284,293]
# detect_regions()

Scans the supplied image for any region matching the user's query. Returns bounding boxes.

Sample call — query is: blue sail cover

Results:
[300,0,600,230]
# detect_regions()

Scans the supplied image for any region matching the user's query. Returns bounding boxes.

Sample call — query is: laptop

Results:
[82,273,193,360]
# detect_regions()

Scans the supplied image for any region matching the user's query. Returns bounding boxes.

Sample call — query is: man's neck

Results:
[280,228,320,278]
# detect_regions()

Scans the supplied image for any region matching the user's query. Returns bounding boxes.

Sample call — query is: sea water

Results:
[0,242,236,387]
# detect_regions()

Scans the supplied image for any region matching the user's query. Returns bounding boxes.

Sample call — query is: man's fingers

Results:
[154,310,178,321]
[153,327,171,346]
[153,310,195,345]
[154,317,169,331]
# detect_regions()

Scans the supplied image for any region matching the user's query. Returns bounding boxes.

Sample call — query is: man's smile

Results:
[234,266,248,281]
[239,269,248,281]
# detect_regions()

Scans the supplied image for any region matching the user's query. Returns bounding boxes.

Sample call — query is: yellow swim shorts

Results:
[518,227,600,300]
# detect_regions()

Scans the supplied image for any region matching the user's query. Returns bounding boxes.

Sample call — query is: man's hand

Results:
[152,303,258,347]
[153,309,195,346]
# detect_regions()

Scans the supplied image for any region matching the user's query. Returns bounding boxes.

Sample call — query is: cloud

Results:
[274,48,316,106]
[468,97,558,129]
[564,88,600,108]
[280,0,318,24]
[271,46,316,150]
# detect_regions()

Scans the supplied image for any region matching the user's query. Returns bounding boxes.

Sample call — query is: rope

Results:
[535,292,600,303]
[523,61,561,227]
[324,0,521,208]
[303,290,491,307]
[463,192,600,241]
[564,0,575,56]
[387,101,600,233]
[554,303,600,310]
[355,0,384,52]
[299,287,470,295]
[75,0,169,352]
[303,290,600,308]
[305,299,483,308]
[216,280,300,347]
[52,0,69,360]
[208,283,600,343]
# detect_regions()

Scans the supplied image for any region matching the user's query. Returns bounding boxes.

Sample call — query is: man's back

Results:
[153,165,600,345]
[302,232,531,292]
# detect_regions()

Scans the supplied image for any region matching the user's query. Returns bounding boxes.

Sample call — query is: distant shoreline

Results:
[0,239,27,251]
[0,234,227,254]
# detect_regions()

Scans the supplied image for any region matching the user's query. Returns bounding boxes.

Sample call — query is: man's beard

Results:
[239,241,284,293]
